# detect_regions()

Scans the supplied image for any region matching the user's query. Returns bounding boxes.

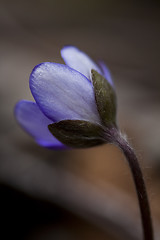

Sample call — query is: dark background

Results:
[0,1,160,239]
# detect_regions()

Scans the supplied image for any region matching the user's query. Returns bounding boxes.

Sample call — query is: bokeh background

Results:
[0,0,160,239]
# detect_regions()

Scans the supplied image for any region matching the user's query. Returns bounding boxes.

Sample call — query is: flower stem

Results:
[104,127,154,240]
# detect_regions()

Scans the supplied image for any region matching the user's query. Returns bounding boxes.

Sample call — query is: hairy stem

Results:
[104,127,154,240]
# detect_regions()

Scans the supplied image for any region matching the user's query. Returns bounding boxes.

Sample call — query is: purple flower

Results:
[15,46,115,149]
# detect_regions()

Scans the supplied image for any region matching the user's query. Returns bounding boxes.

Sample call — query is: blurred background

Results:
[0,0,160,239]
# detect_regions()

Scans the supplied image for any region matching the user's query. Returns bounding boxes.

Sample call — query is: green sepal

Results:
[91,69,117,127]
[48,120,105,148]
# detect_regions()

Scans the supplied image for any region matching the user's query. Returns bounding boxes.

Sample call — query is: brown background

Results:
[0,1,160,239]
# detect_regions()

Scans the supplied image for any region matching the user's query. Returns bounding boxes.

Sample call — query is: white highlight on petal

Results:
[15,100,64,148]
[61,46,102,80]
[29,63,101,124]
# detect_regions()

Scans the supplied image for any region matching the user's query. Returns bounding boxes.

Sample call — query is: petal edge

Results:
[98,61,114,87]
[15,100,66,149]
[61,46,102,80]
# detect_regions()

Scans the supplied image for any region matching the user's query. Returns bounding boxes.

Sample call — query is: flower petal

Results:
[61,46,102,80]
[15,100,66,149]
[98,61,114,87]
[29,62,101,124]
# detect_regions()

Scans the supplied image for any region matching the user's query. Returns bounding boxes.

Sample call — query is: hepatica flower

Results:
[15,46,153,239]
[15,46,116,149]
